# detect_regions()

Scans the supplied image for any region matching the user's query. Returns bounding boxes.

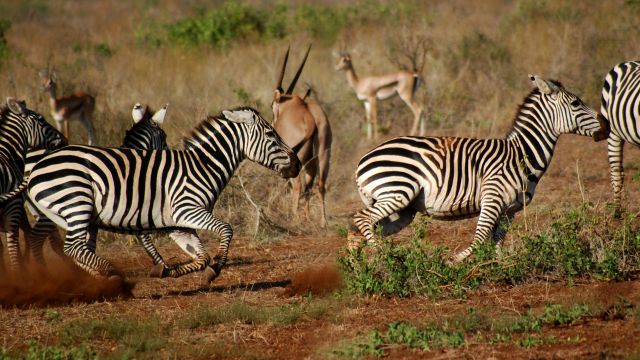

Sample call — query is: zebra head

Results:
[528,75,603,140]
[222,108,301,178]
[124,103,169,150]
[5,97,67,150]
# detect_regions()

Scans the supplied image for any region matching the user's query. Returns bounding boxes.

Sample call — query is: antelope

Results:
[40,71,96,145]
[335,52,424,139]
[272,46,332,228]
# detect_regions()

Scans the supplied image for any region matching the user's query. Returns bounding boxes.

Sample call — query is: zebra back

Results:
[600,61,640,141]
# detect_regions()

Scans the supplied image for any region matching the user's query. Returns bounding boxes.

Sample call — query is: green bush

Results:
[339,206,640,299]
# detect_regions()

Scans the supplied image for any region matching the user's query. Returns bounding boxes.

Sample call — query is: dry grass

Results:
[1,1,639,245]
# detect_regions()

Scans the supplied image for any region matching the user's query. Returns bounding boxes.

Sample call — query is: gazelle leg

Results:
[291,176,303,219]
[607,134,624,215]
[363,101,372,139]
[82,113,96,146]
[369,97,379,139]
[64,120,70,142]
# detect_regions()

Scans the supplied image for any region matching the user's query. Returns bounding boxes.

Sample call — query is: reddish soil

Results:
[1,136,640,359]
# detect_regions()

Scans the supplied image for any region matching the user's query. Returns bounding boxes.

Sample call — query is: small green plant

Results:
[93,42,114,57]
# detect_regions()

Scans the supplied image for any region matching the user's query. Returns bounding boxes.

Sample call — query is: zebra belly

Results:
[415,181,482,218]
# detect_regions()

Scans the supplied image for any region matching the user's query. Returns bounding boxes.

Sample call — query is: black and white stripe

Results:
[599,61,640,211]
[351,75,606,262]
[25,103,171,266]
[0,98,65,272]
[25,107,300,280]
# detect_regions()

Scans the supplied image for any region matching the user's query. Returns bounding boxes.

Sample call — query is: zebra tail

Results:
[0,178,29,203]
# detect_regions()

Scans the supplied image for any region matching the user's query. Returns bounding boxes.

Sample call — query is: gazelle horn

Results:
[276,46,290,93]
[286,44,312,95]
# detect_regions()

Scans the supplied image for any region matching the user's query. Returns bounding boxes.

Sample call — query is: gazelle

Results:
[335,52,424,139]
[40,71,96,145]
[272,46,332,228]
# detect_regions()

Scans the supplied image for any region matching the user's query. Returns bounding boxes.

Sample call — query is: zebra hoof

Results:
[149,264,166,278]
[203,265,221,284]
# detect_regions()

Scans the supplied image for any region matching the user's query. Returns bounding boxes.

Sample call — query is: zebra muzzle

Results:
[592,113,610,142]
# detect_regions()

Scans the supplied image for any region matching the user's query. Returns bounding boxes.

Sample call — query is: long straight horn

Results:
[276,46,290,93]
[286,44,312,95]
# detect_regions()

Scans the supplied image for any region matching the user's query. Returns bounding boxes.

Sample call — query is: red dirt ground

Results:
[2,136,640,359]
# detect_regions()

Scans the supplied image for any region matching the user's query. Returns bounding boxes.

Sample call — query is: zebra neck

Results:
[0,121,28,169]
[186,143,244,190]
[507,116,559,180]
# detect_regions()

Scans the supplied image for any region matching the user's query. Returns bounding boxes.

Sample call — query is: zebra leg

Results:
[607,134,624,216]
[157,230,210,279]
[352,194,413,249]
[64,224,119,278]
[452,198,505,263]
[3,200,24,273]
[27,216,59,266]
[174,207,233,283]
[140,234,167,277]
[377,208,418,236]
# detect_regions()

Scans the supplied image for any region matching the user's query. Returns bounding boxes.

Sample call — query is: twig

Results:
[237,173,261,238]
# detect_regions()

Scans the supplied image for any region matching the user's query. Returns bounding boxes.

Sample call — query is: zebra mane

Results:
[182,106,259,150]
[508,79,564,133]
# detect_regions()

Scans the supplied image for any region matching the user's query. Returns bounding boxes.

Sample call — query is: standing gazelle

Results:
[335,52,424,139]
[40,71,96,145]
[272,46,332,228]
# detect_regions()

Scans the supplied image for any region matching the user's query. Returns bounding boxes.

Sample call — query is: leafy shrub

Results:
[339,206,640,299]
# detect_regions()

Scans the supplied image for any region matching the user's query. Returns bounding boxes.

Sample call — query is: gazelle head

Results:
[528,74,606,141]
[272,45,311,125]
[222,108,301,179]
[334,52,352,71]
[38,70,57,92]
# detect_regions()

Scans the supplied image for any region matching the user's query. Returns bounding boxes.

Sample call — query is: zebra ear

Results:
[132,103,144,123]
[529,74,557,95]
[152,103,168,125]
[223,109,256,126]
[6,97,27,115]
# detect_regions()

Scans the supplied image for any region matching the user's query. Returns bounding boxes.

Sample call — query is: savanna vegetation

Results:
[2,0,640,358]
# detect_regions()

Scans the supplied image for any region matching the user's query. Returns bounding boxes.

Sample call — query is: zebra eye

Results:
[570,99,580,107]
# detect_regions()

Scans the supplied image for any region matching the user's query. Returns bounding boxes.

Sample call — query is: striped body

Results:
[352,76,605,262]
[26,107,299,279]
[24,108,170,266]
[599,61,640,210]
[0,99,65,272]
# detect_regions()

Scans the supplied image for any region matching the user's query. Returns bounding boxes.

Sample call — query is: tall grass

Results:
[0,0,638,239]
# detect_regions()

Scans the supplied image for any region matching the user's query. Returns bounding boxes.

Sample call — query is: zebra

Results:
[598,61,640,213]
[351,75,607,263]
[24,103,171,266]
[22,107,300,282]
[0,97,66,273]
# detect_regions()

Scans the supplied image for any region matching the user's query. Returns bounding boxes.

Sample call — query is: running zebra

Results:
[24,107,300,282]
[599,61,640,212]
[0,98,66,272]
[351,75,607,263]
[25,103,171,266]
